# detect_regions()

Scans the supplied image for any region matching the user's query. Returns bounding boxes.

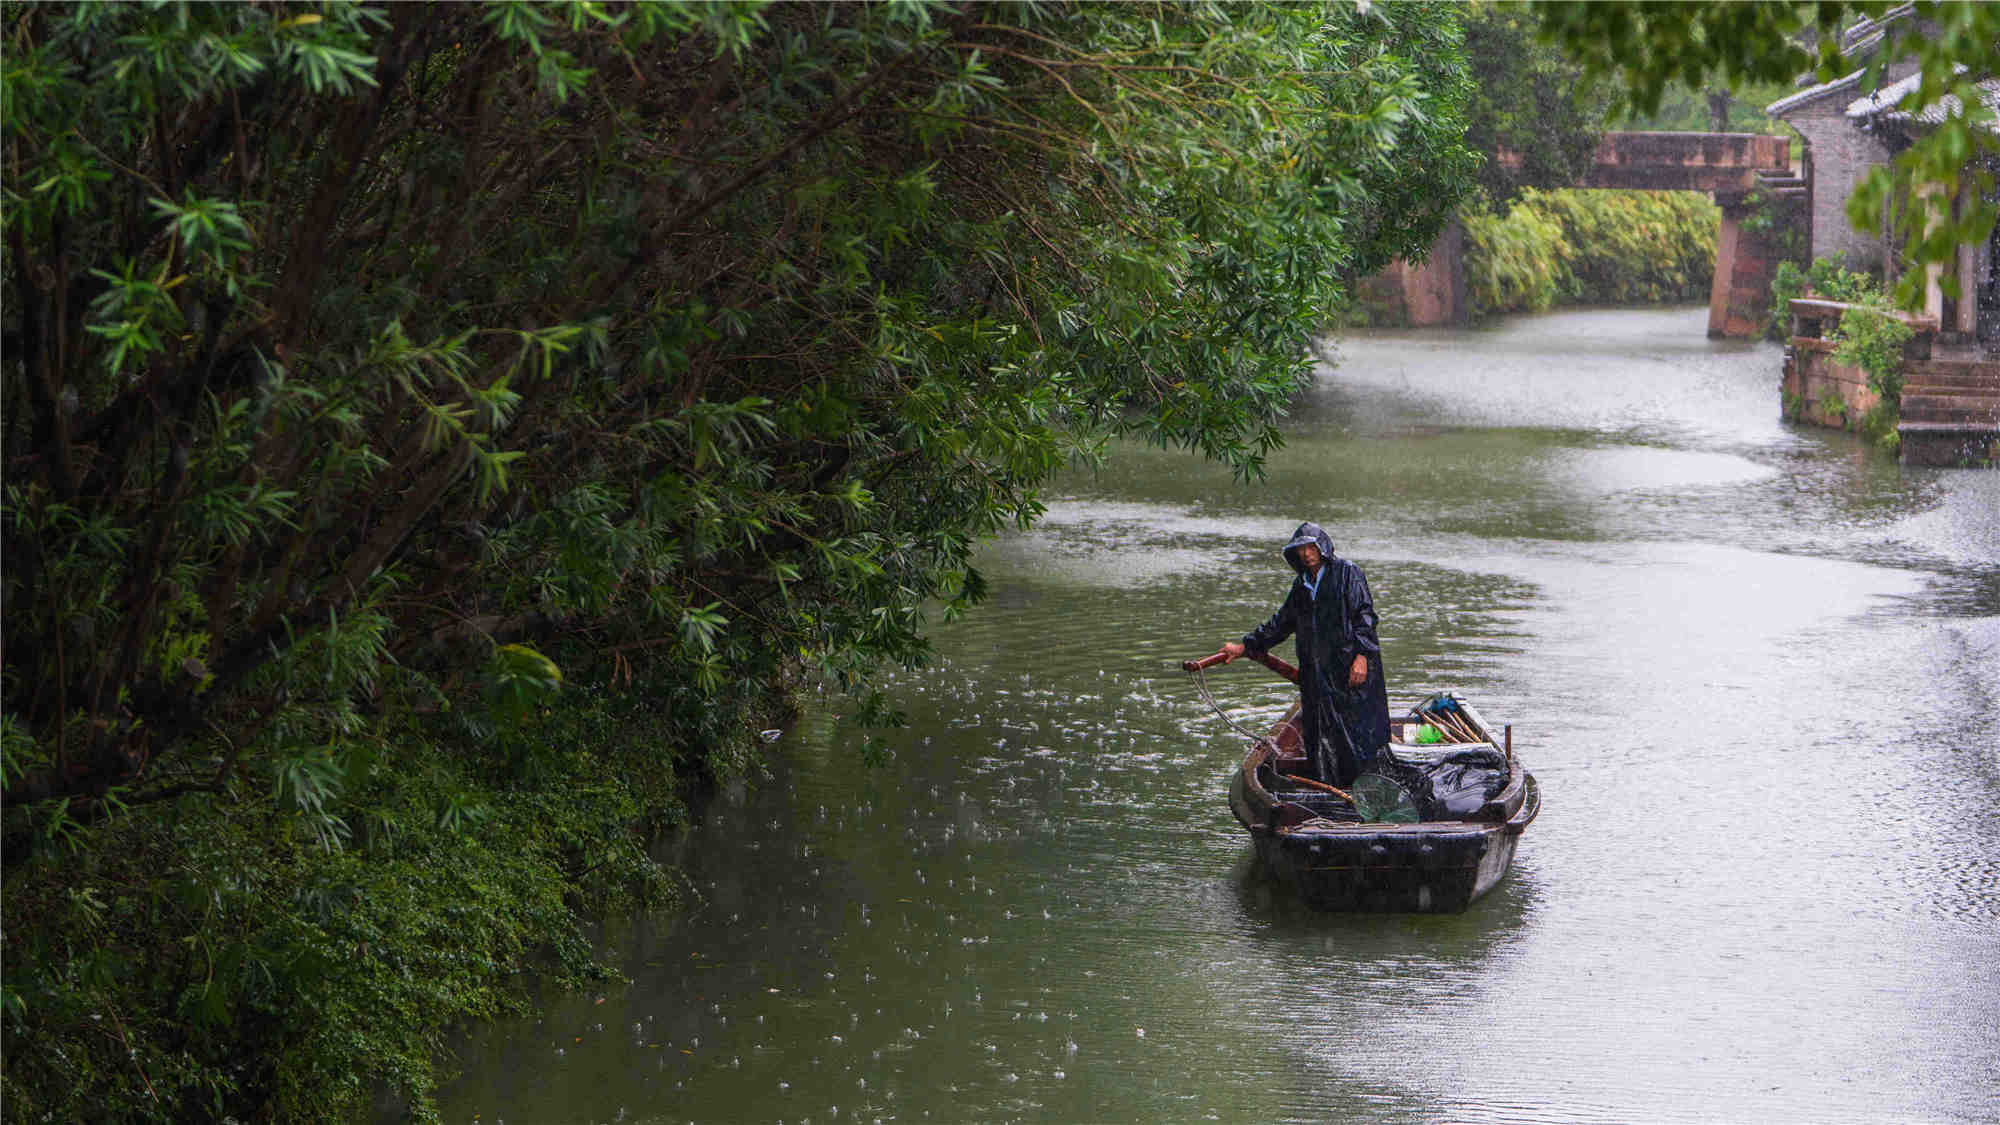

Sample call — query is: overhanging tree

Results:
[1461,1,1612,205]
[4,2,1482,1115]
[2,0,1476,823]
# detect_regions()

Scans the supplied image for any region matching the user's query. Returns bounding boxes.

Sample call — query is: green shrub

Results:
[1526,188,1720,304]
[1834,305,1914,401]
[1463,202,1571,315]
[1739,181,1807,263]
[1782,388,1806,421]
[1462,188,1719,317]
[1768,254,1878,339]
[5,1,1486,1115]
[0,650,717,1123]
[1769,255,1907,452]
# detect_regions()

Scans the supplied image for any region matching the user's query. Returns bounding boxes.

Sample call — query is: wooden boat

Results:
[1225,694,1540,913]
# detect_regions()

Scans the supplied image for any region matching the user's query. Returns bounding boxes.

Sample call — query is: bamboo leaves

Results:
[84,261,185,376]
[150,192,254,266]
[273,743,348,852]
[274,30,379,97]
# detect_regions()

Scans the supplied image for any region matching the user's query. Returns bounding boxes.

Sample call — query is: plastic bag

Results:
[1423,748,1509,817]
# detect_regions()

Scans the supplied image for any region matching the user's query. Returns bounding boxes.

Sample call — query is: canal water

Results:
[438,307,2000,1124]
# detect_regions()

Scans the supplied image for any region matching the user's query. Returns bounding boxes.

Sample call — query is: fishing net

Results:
[1348,772,1422,822]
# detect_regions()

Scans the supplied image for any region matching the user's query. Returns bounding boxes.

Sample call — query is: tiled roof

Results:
[1767,68,1868,116]
[1847,67,2000,131]
[1764,4,1915,117]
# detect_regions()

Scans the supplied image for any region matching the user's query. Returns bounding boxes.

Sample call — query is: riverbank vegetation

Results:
[1771,256,1911,448]
[1,1,1478,1117]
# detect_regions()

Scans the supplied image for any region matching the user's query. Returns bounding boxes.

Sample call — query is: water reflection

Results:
[437,307,1998,1125]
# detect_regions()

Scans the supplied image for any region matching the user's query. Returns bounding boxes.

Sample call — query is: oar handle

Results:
[1181,648,1300,684]
[1281,774,1354,803]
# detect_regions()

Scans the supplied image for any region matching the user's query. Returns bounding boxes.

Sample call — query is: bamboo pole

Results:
[1440,712,1480,743]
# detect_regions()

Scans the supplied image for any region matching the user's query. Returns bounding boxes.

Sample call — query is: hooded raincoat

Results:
[1240,522,1392,786]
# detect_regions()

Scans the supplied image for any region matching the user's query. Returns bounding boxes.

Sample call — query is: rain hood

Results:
[1282,522,1336,574]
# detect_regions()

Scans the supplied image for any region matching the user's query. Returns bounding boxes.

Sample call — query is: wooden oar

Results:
[1182,648,1300,684]
[1280,774,1354,803]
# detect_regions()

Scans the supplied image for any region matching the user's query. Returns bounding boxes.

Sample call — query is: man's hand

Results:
[1348,653,1368,687]
[1221,641,1245,663]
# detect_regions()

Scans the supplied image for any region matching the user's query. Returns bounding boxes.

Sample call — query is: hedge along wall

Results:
[1463,188,1721,317]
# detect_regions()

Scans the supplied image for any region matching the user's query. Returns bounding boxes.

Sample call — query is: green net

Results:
[1350,773,1422,823]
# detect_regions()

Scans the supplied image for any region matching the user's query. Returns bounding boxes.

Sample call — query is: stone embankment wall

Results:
[1782,337,1883,427]
[1783,298,2000,467]
[1354,220,1465,327]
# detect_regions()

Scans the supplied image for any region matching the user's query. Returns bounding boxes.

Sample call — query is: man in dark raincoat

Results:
[1221,522,1391,787]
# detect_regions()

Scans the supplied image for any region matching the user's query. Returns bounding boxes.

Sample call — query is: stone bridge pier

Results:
[1575,133,1798,338]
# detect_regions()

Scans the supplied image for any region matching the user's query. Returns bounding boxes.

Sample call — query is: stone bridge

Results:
[1379,132,1799,337]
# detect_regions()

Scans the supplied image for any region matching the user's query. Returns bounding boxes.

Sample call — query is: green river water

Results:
[437,306,2000,1125]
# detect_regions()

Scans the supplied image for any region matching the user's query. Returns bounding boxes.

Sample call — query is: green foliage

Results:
[1531,188,1720,303]
[1834,306,1914,402]
[1782,388,1807,421]
[1772,254,1908,447]
[1619,75,1801,137]
[3,0,1479,822]
[1463,200,1571,314]
[1460,1,1612,206]
[1769,262,1809,342]
[1533,1,2000,312]
[1776,254,1912,434]
[1770,254,1880,337]
[1532,2,1859,119]
[1463,188,1719,316]
[2,0,1481,1116]
[1,650,697,1123]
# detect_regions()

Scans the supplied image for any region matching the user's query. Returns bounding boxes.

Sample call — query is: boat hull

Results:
[1226,698,1539,913]
[1236,775,1539,912]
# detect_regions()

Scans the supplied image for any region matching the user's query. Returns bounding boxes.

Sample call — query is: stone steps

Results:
[1901,393,2000,424]
[1898,357,2000,466]
[1904,375,2000,393]
[1901,359,2000,424]
[1897,421,2000,467]
[1896,366,1992,388]
[1903,359,2000,384]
